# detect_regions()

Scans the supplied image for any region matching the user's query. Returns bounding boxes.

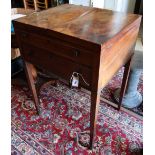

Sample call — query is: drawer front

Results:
[16,30,93,68]
[21,43,92,89]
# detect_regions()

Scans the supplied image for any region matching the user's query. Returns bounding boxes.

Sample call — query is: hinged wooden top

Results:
[14,4,141,45]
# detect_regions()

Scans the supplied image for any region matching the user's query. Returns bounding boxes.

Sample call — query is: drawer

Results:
[21,43,92,89]
[16,30,93,68]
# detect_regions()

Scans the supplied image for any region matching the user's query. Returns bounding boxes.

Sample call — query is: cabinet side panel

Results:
[98,24,140,89]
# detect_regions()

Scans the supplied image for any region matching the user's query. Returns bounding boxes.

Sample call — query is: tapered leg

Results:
[89,91,101,149]
[24,61,40,114]
[118,57,132,110]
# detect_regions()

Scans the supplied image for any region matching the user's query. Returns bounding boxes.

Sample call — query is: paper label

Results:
[72,76,79,87]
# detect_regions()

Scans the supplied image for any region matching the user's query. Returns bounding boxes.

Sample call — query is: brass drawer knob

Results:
[74,50,79,57]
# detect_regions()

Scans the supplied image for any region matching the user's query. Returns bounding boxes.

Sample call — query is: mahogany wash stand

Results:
[13,4,141,149]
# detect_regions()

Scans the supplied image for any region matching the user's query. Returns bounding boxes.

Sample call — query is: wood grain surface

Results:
[13,4,141,149]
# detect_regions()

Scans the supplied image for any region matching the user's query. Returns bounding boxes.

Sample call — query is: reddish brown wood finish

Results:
[21,43,92,89]
[13,4,141,149]
[24,61,40,114]
[11,8,34,48]
[14,30,94,67]
[89,91,101,149]
[118,56,132,110]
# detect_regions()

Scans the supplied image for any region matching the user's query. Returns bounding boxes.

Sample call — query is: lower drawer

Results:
[21,43,92,89]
